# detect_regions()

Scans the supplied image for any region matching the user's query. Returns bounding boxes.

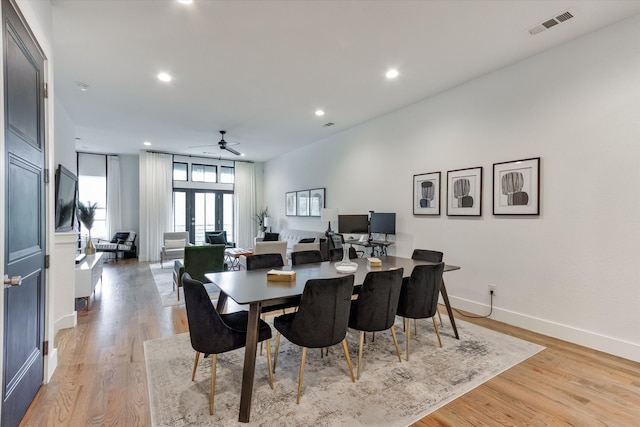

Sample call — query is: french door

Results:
[173,190,234,245]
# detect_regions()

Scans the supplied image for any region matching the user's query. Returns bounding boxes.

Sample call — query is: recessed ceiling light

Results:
[315,109,325,116]
[178,0,193,4]
[157,72,172,82]
[385,69,399,79]
[77,82,90,91]
[143,141,152,146]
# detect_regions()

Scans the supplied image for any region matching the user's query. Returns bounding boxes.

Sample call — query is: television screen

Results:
[55,164,77,232]
[370,212,396,235]
[338,214,369,234]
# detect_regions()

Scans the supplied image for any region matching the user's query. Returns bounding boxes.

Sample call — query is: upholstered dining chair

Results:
[245,253,292,355]
[348,268,404,379]
[396,262,445,361]
[272,275,356,403]
[245,253,284,271]
[329,246,358,262]
[253,241,288,265]
[411,249,445,327]
[291,250,323,266]
[181,273,274,415]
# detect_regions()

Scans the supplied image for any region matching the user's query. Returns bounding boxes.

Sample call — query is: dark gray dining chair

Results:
[272,275,356,403]
[410,249,444,328]
[329,246,358,262]
[246,253,284,270]
[291,250,323,266]
[245,253,291,354]
[396,262,445,361]
[181,273,274,415]
[348,268,404,379]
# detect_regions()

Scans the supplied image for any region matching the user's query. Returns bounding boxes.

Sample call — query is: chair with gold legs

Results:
[182,273,274,415]
[409,249,445,329]
[348,268,404,379]
[396,262,445,361]
[272,275,355,403]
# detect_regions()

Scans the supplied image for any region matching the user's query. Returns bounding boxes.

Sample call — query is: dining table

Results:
[205,255,460,423]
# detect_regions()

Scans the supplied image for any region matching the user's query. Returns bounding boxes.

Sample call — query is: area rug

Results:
[144,315,544,426]
[149,263,220,307]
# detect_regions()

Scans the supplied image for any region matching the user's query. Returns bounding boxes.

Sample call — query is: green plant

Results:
[253,207,269,229]
[77,200,98,231]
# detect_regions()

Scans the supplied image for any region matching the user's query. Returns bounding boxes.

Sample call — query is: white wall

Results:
[265,15,640,362]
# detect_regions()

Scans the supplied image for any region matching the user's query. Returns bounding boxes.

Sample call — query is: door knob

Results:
[3,275,22,288]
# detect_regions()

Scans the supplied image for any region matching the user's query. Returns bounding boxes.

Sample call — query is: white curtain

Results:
[106,155,121,237]
[139,151,173,261]
[234,162,256,249]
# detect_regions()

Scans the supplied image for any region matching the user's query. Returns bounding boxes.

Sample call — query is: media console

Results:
[75,252,103,310]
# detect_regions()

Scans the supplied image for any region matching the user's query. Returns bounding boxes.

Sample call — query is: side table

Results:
[224,248,254,270]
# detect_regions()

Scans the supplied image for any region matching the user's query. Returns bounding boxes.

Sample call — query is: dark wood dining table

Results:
[205,255,460,423]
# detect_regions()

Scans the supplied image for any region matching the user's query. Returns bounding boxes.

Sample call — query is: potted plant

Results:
[77,200,98,254]
[253,207,269,235]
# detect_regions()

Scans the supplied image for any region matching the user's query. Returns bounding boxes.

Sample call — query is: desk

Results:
[344,238,393,256]
[205,256,460,423]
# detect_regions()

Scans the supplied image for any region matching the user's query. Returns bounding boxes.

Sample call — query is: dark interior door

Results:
[2,0,46,425]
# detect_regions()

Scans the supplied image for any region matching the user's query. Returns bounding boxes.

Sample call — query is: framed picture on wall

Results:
[447,166,482,216]
[413,172,440,215]
[285,192,297,216]
[296,190,310,216]
[493,157,540,215]
[308,188,325,217]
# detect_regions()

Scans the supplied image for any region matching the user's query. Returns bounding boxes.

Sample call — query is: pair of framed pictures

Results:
[286,188,325,217]
[413,157,540,216]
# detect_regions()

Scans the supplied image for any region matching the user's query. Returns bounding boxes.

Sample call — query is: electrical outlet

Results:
[488,284,497,295]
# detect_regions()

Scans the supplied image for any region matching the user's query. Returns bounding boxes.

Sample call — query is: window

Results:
[173,162,188,181]
[77,153,107,239]
[220,166,235,184]
[192,164,217,183]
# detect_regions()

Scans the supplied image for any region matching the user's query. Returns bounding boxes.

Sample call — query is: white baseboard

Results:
[44,348,57,383]
[54,311,77,334]
[448,296,640,363]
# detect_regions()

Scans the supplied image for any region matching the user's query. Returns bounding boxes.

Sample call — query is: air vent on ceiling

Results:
[528,9,575,36]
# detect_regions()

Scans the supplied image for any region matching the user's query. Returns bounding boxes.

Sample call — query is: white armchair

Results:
[160,231,190,268]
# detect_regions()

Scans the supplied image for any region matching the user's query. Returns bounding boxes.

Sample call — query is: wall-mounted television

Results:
[338,214,369,234]
[55,164,78,232]
[370,212,396,235]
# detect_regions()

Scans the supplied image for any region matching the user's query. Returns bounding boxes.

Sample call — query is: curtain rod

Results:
[144,150,254,164]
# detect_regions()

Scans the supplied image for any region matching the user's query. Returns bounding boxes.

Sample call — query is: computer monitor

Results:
[369,212,396,235]
[338,214,369,234]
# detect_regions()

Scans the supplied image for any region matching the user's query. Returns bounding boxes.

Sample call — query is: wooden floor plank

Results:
[18,259,640,426]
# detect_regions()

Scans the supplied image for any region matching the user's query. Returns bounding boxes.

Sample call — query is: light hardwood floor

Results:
[20,260,639,426]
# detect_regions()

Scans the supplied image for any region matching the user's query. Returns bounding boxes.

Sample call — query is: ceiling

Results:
[51,0,640,162]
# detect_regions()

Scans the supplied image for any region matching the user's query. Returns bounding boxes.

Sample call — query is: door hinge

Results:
[43,340,48,356]
[44,254,50,269]
[43,82,48,99]
[44,168,50,184]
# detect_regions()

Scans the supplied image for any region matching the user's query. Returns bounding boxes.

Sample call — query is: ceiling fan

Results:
[188,130,242,156]
[216,130,241,156]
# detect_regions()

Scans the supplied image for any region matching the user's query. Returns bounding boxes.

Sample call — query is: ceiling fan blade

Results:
[223,145,241,156]
[188,144,217,149]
